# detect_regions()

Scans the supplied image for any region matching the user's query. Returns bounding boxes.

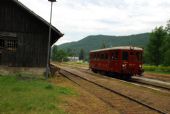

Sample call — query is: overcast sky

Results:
[19,0,170,45]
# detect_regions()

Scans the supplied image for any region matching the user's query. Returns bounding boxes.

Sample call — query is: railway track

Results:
[86,69,170,92]
[62,64,170,92]
[58,67,167,114]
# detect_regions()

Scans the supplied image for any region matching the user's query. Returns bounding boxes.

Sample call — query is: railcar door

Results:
[121,51,130,75]
[110,50,120,73]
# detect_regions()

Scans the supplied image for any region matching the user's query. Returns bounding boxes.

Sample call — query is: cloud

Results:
[20,0,170,45]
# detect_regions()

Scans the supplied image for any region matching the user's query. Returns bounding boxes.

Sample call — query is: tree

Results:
[57,49,68,62]
[163,34,170,65]
[166,20,170,34]
[146,26,167,66]
[159,20,170,66]
[66,48,74,56]
[79,48,85,61]
[51,45,58,61]
[51,45,68,62]
[164,49,170,66]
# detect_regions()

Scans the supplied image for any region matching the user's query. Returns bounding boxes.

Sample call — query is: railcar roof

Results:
[90,46,143,53]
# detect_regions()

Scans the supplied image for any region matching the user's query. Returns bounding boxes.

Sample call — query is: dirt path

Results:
[50,74,119,114]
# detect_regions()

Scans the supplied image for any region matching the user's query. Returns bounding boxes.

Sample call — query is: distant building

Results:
[0,0,63,67]
[67,57,79,62]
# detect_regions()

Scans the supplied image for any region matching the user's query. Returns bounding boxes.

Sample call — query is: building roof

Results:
[12,0,64,45]
[90,46,143,53]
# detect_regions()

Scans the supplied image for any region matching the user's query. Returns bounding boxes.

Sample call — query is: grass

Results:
[0,73,76,114]
[144,65,170,74]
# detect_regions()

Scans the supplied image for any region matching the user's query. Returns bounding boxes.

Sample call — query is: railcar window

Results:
[0,39,5,48]
[122,51,128,60]
[105,54,108,60]
[92,54,94,60]
[90,54,93,60]
[112,53,115,60]
[136,52,142,62]
[115,51,119,59]
[100,54,102,59]
[95,53,98,60]
[97,54,100,60]
[112,51,119,60]
[101,54,105,60]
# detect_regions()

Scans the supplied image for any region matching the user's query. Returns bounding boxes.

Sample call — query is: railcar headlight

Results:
[122,64,126,67]
[139,65,142,68]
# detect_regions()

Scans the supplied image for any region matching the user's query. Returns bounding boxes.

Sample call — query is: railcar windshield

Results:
[136,52,142,62]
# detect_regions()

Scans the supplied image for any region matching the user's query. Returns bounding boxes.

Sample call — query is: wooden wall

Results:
[0,1,53,67]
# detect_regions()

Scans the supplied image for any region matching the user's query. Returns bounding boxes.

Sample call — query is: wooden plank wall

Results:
[0,1,51,67]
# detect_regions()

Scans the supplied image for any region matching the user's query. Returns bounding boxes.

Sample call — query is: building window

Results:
[0,39,5,48]
[7,40,17,51]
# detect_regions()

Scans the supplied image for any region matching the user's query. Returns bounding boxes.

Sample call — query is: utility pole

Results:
[46,0,56,79]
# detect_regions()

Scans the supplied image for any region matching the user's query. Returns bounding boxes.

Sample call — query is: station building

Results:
[0,0,63,67]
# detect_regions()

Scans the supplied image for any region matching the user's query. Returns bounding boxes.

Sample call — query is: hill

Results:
[58,33,150,58]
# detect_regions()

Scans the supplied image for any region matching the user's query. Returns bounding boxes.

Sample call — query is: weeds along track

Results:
[59,68,167,114]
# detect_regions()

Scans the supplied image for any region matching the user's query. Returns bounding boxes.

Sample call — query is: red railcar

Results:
[89,46,144,79]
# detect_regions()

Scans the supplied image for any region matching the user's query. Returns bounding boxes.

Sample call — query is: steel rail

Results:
[60,70,118,111]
